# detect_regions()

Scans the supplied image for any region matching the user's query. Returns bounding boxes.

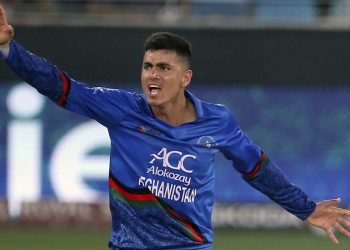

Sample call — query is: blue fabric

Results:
[4,39,316,249]
[245,157,316,220]
[108,192,212,250]
[5,40,64,102]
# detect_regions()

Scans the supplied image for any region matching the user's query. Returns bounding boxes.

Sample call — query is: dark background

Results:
[1,26,350,86]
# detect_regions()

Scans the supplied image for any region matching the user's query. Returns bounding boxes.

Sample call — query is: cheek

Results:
[140,71,146,80]
[140,72,148,85]
[140,76,147,91]
[165,82,182,96]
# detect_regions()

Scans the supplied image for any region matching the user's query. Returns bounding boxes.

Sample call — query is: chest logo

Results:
[149,147,195,174]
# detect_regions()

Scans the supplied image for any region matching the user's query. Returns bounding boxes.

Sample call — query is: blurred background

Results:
[1,0,350,249]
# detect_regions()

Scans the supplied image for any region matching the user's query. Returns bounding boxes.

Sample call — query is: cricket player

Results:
[1,5,350,250]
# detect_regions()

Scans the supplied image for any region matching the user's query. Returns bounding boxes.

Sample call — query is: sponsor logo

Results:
[149,147,195,174]
[147,166,191,186]
[139,147,197,203]
[137,125,162,136]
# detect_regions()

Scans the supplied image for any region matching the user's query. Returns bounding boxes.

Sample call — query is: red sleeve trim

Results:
[243,152,267,178]
[57,71,70,106]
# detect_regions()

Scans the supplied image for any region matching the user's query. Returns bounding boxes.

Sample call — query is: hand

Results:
[0,4,14,45]
[307,198,350,244]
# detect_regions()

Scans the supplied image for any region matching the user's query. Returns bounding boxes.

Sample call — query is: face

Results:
[141,49,192,108]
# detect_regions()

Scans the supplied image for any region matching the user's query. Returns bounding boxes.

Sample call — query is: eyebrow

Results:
[143,62,173,68]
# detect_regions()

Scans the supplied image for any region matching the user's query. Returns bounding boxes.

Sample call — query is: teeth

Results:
[149,84,161,95]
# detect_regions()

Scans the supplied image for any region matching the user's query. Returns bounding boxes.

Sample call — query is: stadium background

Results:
[1,0,350,249]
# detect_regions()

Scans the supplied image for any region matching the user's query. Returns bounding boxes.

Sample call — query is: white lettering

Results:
[164,150,183,170]
[50,121,109,202]
[149,148,195,174]
[138,176,197,203]
[178,154,195,173]
[7,83,44,217]
[147,166,192,186]
[138,176,146,186]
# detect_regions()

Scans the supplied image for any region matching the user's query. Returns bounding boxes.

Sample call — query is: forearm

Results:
[0,40,67,103]
[244,156,316,220]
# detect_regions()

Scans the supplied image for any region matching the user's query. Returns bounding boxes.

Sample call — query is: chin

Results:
[148,99,167,109]
[146,97,160,106]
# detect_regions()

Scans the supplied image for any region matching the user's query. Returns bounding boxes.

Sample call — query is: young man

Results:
[1,5,350,250]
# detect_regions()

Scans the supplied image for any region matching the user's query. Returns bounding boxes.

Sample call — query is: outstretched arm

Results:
[0,4,14,45]
[245,157,350,244]
[307,198,350,244]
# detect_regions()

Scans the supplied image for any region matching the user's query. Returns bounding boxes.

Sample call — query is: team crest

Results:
[197,136,217,148]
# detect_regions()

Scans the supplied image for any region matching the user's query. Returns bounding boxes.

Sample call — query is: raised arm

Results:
[0,4,132,126]
[0,4,67,103]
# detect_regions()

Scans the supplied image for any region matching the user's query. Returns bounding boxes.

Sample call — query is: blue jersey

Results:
[2,40,316,250]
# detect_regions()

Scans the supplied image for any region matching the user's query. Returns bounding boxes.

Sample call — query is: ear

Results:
[182,70,193,88]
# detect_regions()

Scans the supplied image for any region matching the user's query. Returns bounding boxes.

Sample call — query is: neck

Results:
[151,97,196,126]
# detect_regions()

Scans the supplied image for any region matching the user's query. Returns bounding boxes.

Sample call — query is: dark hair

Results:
[143,32,192,68]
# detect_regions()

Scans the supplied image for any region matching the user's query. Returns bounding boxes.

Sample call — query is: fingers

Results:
[325,214,350,245]
[0,4,8,25]
[312,198,350,244]
[334,222,350,238]
[7,24,14,37]
[326,227,339,244]
[0,4,5,17]
[336,216,350,239]
[0,5,14,44]
[333,207,350,217]
[318,198,341,208]
[337,216,350,229]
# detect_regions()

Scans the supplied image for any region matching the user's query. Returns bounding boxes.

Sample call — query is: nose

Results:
[151,68,160,79]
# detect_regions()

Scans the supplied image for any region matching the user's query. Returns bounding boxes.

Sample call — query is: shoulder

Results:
[70,80,145,109]
[101,87,146,110]
[198,99,239,133]
[72,81,137,100]
[200,100,233,119]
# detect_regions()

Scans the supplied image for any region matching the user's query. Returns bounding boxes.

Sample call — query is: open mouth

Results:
[149,84,161,95]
